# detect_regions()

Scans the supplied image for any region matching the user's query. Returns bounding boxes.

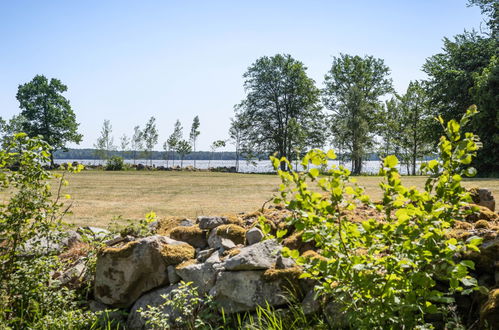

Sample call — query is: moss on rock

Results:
[169,226,207,248]
[161,243,195,265]
[216,224,246,245]
[99,241,139,258]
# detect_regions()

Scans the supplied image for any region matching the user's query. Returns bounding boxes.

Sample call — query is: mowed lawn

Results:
[44,170,499,227]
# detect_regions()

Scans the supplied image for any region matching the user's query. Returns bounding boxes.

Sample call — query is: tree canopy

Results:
[16,75,82,166]
[323,54,392,174]
[235,54,325,170]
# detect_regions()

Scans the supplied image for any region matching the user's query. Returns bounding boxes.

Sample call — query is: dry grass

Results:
[3,170,496,228]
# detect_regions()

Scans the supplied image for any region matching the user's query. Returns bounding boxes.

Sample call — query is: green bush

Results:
[273,106,485,329]
[105,156,125,171]
[0,133,101,328]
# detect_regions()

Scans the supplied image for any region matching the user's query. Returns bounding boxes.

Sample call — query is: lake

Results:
[54,159,421,175]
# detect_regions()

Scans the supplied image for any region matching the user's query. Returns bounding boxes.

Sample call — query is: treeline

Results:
[54,148,386,162]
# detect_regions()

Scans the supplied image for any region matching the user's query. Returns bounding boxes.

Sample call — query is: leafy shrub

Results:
[105,155,125,171]
[0,133,100,328]
[273,106,485,328]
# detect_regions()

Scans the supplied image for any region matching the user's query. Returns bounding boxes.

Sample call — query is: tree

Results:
[235,54,325,171]
[16,75,82,167]
[131,126,143,164]
[323,54,392,174]
[165,119,182,168]
[120,134,130,159]
[142,117,159,166]
[94,119,115,161]
[189,116,200,168]
[208,140,226,168]
[468,0,498,38]
[423,22,497,174]
[229,115,245,172]
[380,82,433,175]
[176,140,192,168]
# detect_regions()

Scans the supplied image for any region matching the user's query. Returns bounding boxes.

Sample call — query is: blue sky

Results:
[0,1,484,151]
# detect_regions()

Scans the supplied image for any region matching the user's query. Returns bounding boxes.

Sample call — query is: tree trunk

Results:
[50,152,55,168]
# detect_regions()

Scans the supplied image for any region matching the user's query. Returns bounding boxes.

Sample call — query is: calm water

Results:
[55,159,420,175]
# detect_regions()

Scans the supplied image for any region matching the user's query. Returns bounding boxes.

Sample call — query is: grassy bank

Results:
[53,170,499,228]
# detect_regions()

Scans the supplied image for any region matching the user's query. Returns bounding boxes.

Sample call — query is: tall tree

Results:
[142,116,159,166]
[120,134,130,159]
[16,75,82,166]
[235,54,325,171]
[131,126,143,164]
[323,54,392,174]
[176,140,192,168]
[208,139,226,168]
[229,115,245,172]
[380,82,433,175]
[468,0,498,38]
[94,119,115,161]
[423,17,497,174]
[166,119,183,167]
[189,116,200,168]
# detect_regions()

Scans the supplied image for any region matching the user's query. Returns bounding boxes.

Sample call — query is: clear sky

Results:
[0,0,484,151]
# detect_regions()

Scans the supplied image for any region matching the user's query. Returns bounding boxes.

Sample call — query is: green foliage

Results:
[323,54,393,174]
[164,119,183,167]
[176,140,193,168]
[94,119,115,161]
[234,53,326,171]
[423,30,497,175]
[379,81,433,175]
[143,116,159,166]
[16,75,83,166]
[108,211,157,238]
[272,107,484,329]
[0,133,99,328]
[105,156,125,171]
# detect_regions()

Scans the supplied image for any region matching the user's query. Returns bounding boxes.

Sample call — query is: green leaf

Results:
[309,168,320,178]
[384,155,398,168]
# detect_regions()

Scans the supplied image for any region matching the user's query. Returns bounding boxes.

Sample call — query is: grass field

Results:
[52,170,499,228]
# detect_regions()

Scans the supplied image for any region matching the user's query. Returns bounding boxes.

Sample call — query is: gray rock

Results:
[59,261,87,286]
[205,250,222,264]
[176,260,224,294]
[209,270,287,313]
[127,284,180,330]
[476,188,495,211]
[167,265,180,285]
[207,228,236,250]
[22,230,81,255]
[246,227,264,245]
[89,300,126,326]
[276,255,297,269]
[78,226,111,240]
[301,290,320,315]
[198,216,229,230]
[94,235,180,308]
[224,239,282,271]
[179,219,195,227]
[196,248,216,262]
[148,220,159,232]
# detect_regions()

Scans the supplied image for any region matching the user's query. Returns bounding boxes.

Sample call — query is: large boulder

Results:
[209,270,288,313]
[224,239,281,271]
[94,235,190,308]
[127,284,181,330]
